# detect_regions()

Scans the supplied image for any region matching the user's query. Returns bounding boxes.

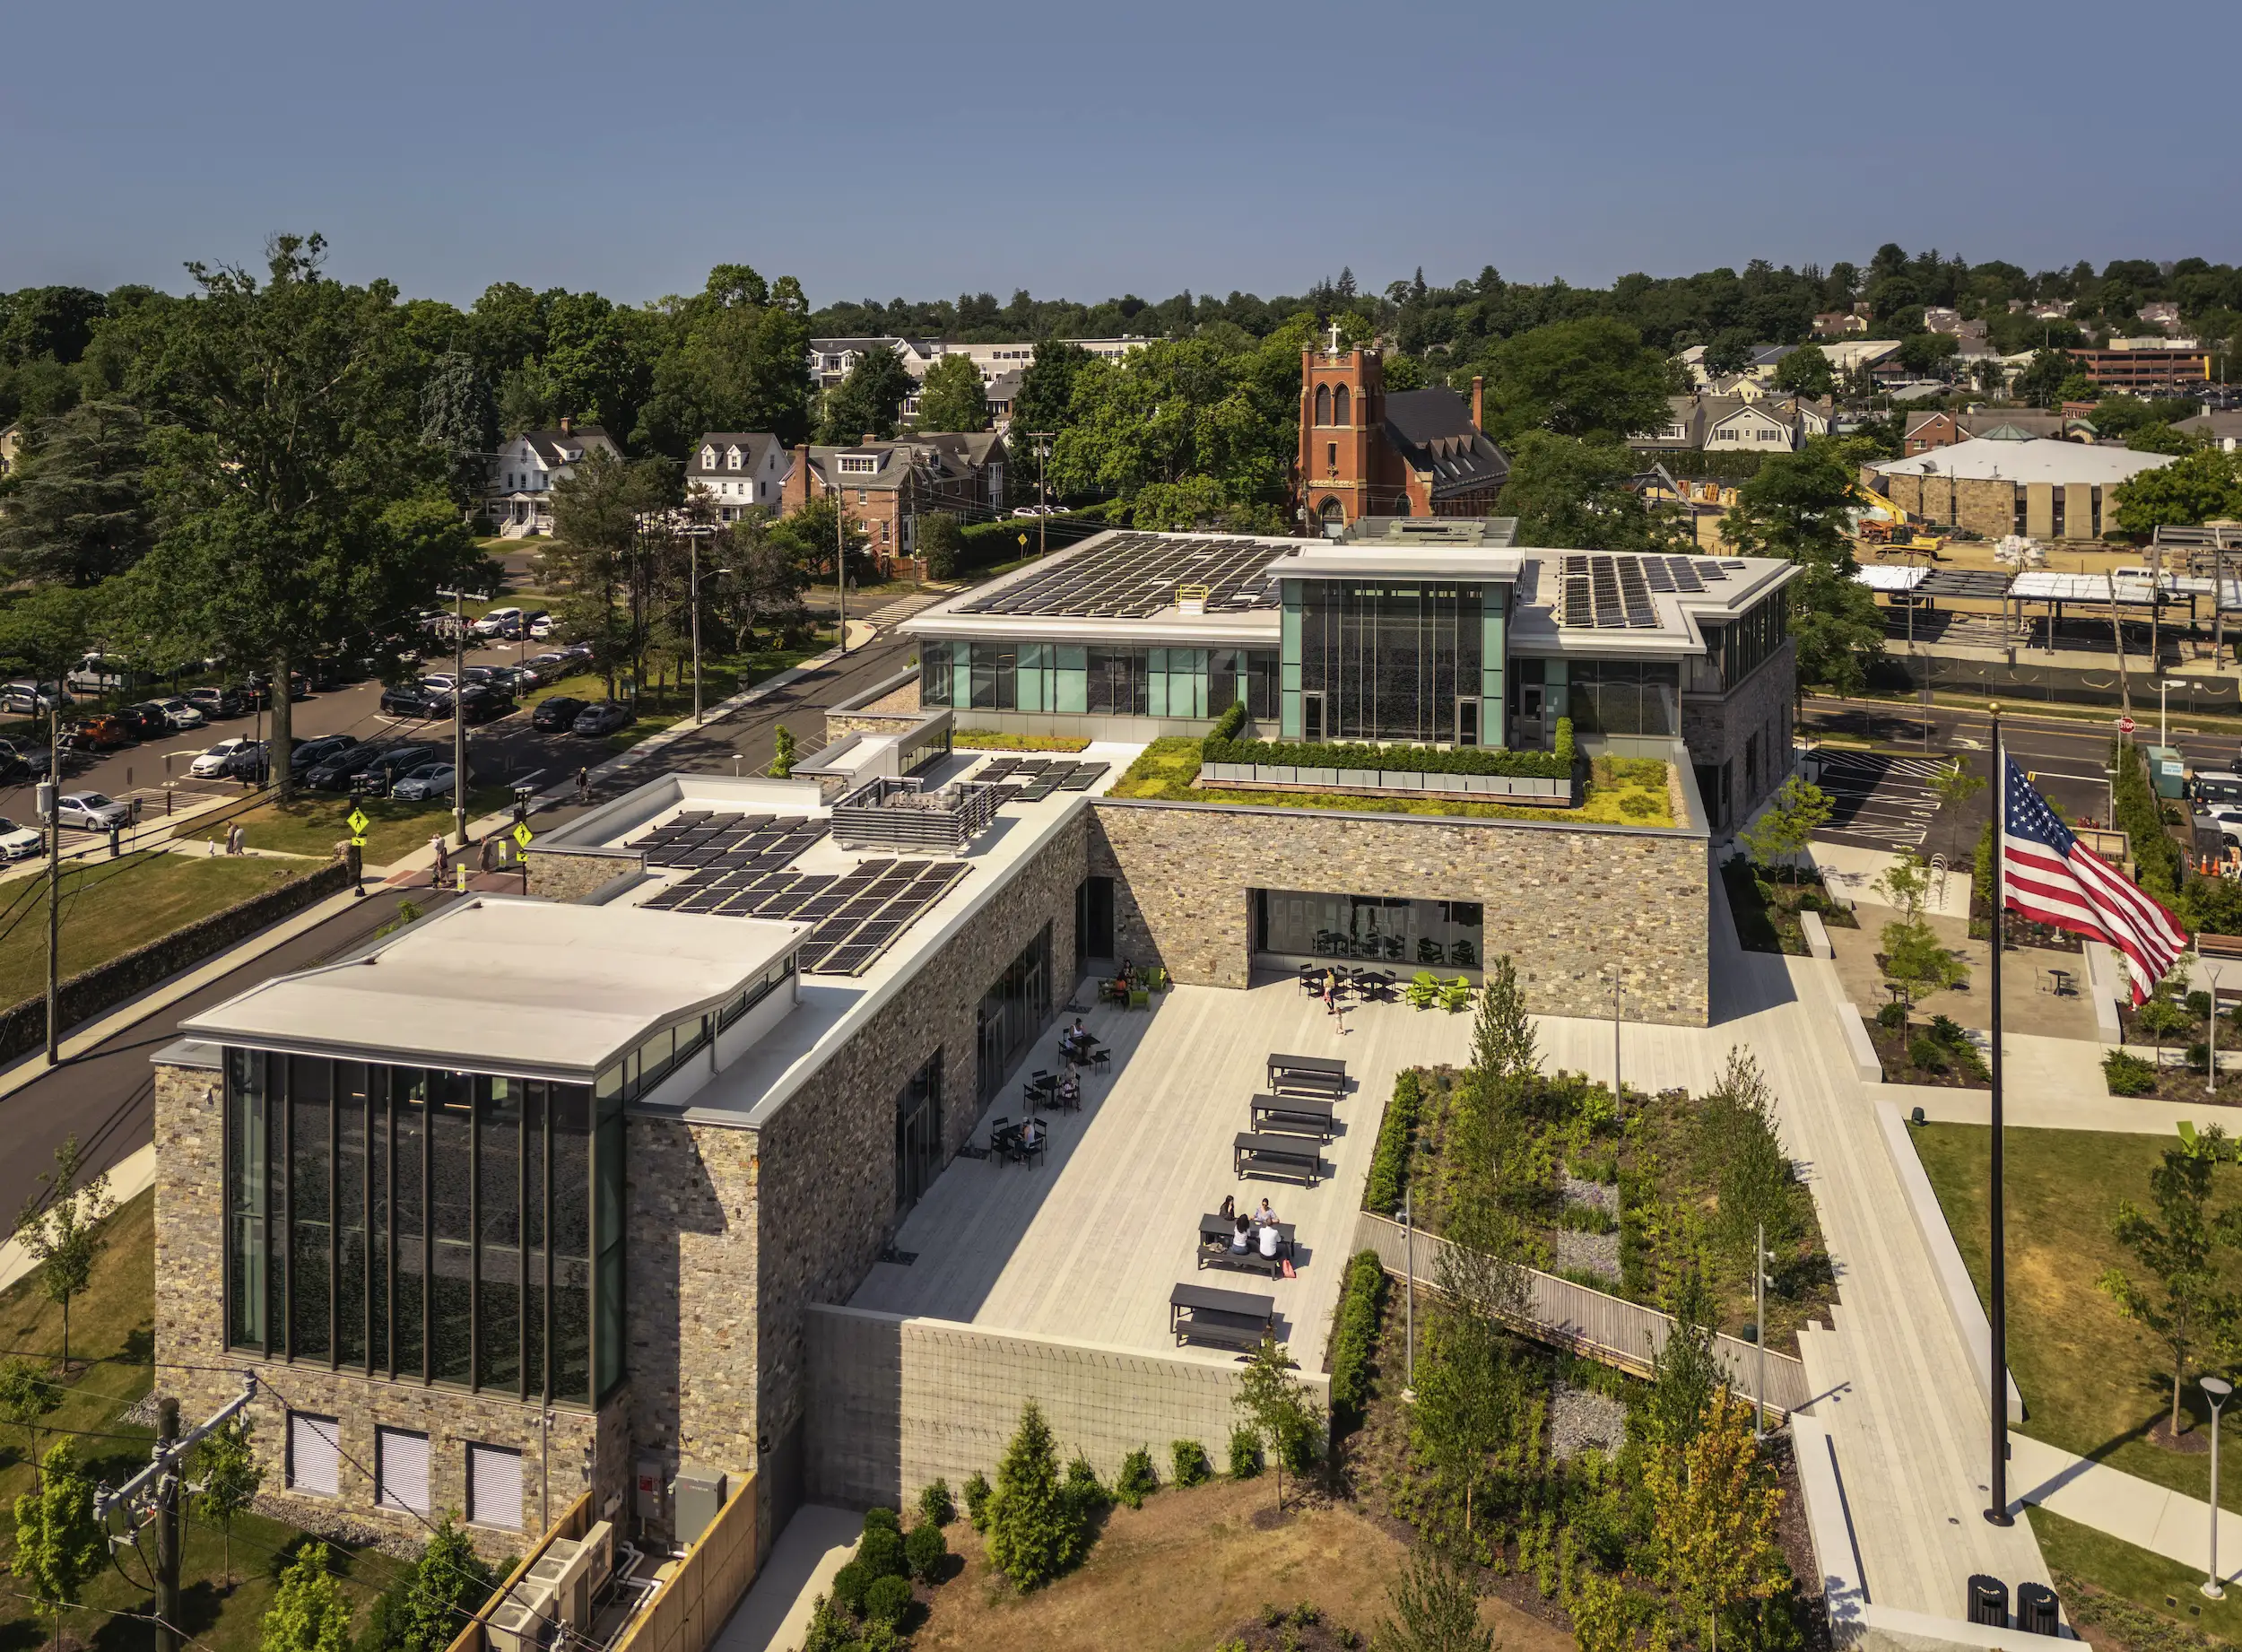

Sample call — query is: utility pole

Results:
[1037,433,1050,559]
[42,692,60,1066]
[835,483,848,656]
[1754,1223,1769,1439]
[155,1397,180,1652]
[690,535,703,726]
[439,588,486,848]
[1400,1194,1415,1403]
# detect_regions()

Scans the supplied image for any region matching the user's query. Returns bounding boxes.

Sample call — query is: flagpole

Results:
[1986,702,2012,1526]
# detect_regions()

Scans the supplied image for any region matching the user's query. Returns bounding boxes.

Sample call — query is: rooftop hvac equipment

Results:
[485,1577,558,1652]
[526,1520,618,1629]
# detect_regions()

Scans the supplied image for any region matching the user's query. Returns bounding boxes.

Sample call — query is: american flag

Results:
[2002,757,2186,1004]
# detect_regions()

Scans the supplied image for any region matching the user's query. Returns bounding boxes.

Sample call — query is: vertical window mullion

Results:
[281,1060,293,1363]
[421,1091,432,1383]
[469,1082,481,1393]
[327,1064,339,1371]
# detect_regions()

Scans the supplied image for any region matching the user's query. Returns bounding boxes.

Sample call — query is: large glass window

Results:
[1297,581,1482,743]
[1701,592,1787,691]
[223,1057,613,1406]
[1254,889,1488,969]
[976,926,1053,1102]
[1563,659,1681,736]
[895,1050,943,1214]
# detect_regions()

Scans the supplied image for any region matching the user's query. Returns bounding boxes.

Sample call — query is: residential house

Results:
[1813,311,1868,337]
[2028,300,2073,321]
[487,420,621,536]
[0,423,20,479]
[2177,410,2242,453]
[687,434,791,523]
[1924,308,1965,336]
[1631,393,1831,454]
[930,338,1151,384]
[808,336,943,390]
[780,433,1008,574]
[985,370,1022,430]
[2139,301,2184,333]
[1902,408,2096,456]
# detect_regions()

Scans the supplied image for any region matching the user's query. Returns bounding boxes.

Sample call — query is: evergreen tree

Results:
[0,400,153,585]
[985,1400,1078,1591]
[420,349,500,510]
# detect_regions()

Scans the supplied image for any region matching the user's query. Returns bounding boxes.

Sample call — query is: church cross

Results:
[1326,319,1343,353]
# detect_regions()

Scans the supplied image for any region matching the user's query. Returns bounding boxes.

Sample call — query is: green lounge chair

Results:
[1406,970,1439,1010]
[1439,976,1473,1013]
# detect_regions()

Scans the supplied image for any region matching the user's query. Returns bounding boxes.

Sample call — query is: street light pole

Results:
[2205,1375,2233,1600]
[691,535,703,726]
[835,481,848,656]
[1401,1193,1415,1403]
[439,587,486,848]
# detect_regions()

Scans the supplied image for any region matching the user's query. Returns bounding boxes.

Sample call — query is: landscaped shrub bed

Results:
[1202,729,1572,780]
[1721,860,1859,954]
[953,729,1092,752]
[1326,1251,1389,1430]
[1865,1007,1991,1088]
[1362,1069,1421,1215]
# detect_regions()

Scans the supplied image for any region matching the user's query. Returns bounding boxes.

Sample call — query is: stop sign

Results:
[2117,716,2137,734]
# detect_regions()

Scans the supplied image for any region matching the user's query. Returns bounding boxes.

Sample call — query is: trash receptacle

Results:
[2015,1581,2060,1635]
[1968,1576,2010,1629]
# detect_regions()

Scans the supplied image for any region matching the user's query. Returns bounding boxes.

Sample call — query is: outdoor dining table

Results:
[1168,1281,1275,1350]
[1249,1092,1335,1142]
[1233,1131,1321,1186]
[1265,1052,1347,1098]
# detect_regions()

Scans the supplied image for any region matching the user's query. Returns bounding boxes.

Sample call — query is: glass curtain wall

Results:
[1563,660,1681,736]
[922,641,1274,721]
[1297,582,1482,743]
[895,1051,943,1214]
[976,925,1052,1102]
[1254,890,1487,969]
[225,1050,619,1407]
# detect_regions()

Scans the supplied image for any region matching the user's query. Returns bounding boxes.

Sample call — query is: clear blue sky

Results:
[4,0,2234,309]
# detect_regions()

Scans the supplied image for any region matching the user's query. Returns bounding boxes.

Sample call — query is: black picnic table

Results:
[1169,1281,1275,1349]
[1233,1131,1321,1186]
[1266,1052,1346,1097]
[1249,1092,1334,1142]
[1197,1213,1297,1277]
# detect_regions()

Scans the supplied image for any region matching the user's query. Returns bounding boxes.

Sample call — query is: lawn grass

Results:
[0,1189,413,1652]
[952,730,1093,752]
[0,853,297,1008]
[1110,738,1676,827]
[1913,1123,2242,1507]
[189,787,517,865]
[519,636,830,752]
[2030,1504,2242,1648]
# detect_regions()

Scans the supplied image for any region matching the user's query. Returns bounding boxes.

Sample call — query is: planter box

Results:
[1198,760,1577,808]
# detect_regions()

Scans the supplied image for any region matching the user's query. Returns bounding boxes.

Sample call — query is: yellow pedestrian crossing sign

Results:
[346,807,370,835]
[512,822,534,850]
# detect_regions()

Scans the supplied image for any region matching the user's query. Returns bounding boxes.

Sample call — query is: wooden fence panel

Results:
[611,1474,760,1652]
[440,1491,595,1652]
[1352,1213,1812,1416]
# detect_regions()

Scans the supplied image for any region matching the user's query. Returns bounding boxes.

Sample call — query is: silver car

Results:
[389,762,456,802]
[56,792,132,831]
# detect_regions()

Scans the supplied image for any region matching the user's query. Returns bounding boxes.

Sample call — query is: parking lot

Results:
[1804,748,1949,853]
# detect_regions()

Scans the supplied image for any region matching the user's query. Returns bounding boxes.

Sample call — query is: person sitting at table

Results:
[1231,1214,1253,1253]
[1219,1194,1236,1221]
[1058,1074,1081,1109]
[1255,1197,1278,1228]
[1258,1221,1282,1260]
[1019,1117,1044,1153]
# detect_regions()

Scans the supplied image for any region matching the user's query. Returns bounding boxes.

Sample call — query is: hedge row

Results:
[1202,720,1572,779]
[1364,1068,1421,1216]
[2111,737,2183,902]
[1327,1250,1390,1427]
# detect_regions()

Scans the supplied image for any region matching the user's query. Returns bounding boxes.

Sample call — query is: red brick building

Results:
[1296,334,1509,532]
[778,434,1007,577]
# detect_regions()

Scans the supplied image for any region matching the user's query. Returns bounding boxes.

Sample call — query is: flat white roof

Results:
[1873,437,2172,486]
[181,897,805,1079]
[1269,545,1525,580]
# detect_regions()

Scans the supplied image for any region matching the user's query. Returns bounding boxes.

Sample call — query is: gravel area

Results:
[1561,1174,1619,1215]
[1548,1382,1629,1462]
[1552,1227,1621,1281]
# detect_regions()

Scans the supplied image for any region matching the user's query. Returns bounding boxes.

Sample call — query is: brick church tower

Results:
[1299,322,1387,531]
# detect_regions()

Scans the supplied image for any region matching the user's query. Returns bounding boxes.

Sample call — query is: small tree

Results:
[1645,1392,1786,1652]
[916,513,964,581]
[1929,757,1986,864]
[196,1414,264,1587]
[1880,916,1968,1015]
[2137,982,2195,1066]
[1643,1271,1723,1451]
[2100,1126,2230,1439]
[1410,1299,1514,1542]
[1871,850,1934,921]
[392,1513,493,1652]
[1376,1544,1493,1652]
[13,1439,102,1652]
[0,1357,60,1471]
[262,1541,353,1652]
[985,1400,1078,1591]
[1738,777,1832,883]
[13,1135,112,1371]
[1232,1333,1325,1513]
[770,724,797,778]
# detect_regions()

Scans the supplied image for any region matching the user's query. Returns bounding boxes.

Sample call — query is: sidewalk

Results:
[1810,839,1973,921]
[2012,1432,2242,1585]
[709,1506,860,1652]
[0,1142,155,1292]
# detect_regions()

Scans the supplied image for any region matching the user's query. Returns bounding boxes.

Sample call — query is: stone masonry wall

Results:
[1087,801,1708,1025]
[1681,639,1796,835]
[803,1306,1331,1509]
[736,808,1088,1543]
[824,712,924,741]
[1873,469,2018,543]
[152,1064,626,1560]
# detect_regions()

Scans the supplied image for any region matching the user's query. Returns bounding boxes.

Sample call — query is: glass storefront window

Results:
[1297,581,1483,743]
[1254,889,1488,970]
[223,1056,611,1407]
[977,926,1052,1102]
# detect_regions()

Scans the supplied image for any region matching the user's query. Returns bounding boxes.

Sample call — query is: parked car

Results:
[2,682,69,716]
[220,742,270,782]
[55,792,132,831]
[190,736,257,778]
[306,743,387,790]
[556,643,595,664]
[518,609,552,638]
[152,698,205,729]
[418,673,457,693]
[521,651,572,683]
[357,744,440,796]
[389,762,456,802]
[532,696,587,732]
[571,700,632,737]
[0,741,28,782]
[0,818,41,860]
[289,734,360,774]
[243,670,309,702]
[64,653,148,696]
[186,686,245,719]
[117,703,172,739]
[484,665,537,696]
[381,683,445,719]
[471,607,523,639]
[70,715,135,751]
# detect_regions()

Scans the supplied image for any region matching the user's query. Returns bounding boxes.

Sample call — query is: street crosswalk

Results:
[1809,749,1947,851]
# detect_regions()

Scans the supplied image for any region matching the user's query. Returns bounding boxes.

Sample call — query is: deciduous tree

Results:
[913,354,989,432]
[13,1135,111,1371]
[1645,1392,1786,1652]
[0,1357,59,1473]
[817,346,915,444]
[1376,1544,1493,1652]
[2100,1126,2234,1442]
[1233,1333,1324,1513]
[1493,433,1689,552]
[2112,448,2242,535]
[1483,317,1678,443]
[1771,345,1835,399]
[1738,777,1832,883]
[13,1439,101,1652]
[196,1414,263,1587]
[262,1541,353,1652]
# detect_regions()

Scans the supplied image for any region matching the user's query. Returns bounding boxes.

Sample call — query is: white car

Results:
[190,737,256,778]
[389,762,456,802]
[472,607,523,638]
[529,613,555,639]
[153,698,205,729]
[0,818,42,859]
[56,792,131,831]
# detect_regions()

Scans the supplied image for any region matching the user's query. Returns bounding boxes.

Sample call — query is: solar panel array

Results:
[972,756,1110,803]
[793,858,974,976]
[1553,554,1733,630]
[958,534,1283,619]
[625,811,831,869]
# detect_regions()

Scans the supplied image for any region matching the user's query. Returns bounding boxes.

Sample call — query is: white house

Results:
[687,433,792,523]
[487,421,621,537]
[1704,401,1803,451]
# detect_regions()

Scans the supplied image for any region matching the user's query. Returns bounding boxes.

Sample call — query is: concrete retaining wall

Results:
[802,1305,1328,1509]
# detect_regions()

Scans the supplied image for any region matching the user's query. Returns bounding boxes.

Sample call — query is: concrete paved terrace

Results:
[848,972,1478,1369]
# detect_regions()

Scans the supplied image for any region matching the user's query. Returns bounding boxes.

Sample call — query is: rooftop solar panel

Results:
[1058,762,1108,791]
[957,533,1291,621]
